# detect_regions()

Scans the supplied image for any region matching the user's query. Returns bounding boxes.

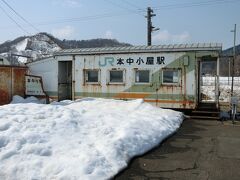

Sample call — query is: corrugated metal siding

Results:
[0,66,27,105]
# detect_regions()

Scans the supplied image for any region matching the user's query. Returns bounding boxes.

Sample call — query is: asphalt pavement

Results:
[114,119,240,180]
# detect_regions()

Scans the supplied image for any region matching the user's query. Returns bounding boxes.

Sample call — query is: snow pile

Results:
[0,98,183,179]
[10,95,44,104]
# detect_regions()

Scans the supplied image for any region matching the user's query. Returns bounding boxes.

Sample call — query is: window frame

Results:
[134,69,151,84]
[84,69,100,85]
[162,68,181,86]
[108,69,125,85]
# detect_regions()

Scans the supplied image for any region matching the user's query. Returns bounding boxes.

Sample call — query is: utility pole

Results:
[230,24,237,123]
[146,7,159,46]
[231,24,236,96]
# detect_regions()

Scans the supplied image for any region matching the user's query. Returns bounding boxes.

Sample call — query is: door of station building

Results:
[58,61,72,101]
[199,60,218,103]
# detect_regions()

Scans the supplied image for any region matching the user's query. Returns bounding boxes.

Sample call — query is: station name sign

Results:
[25,75,45,96]
[99,56,165,67]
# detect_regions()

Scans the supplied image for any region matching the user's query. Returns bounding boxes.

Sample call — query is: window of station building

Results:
[109,70,124,83]
[85,69,99,83]
[135,70,150,83]
[162,69,180,84]
[0,58,3,65]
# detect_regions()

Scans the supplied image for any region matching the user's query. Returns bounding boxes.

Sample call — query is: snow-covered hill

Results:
[0,33,131,65]
[0,33,62,64]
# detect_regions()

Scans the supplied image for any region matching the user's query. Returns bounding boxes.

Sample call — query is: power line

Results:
[33,0,240,25]
[152,0,234,9]
[1,0,40,32]
[0,0,238,30]
[0,10,146,29]
[0,3,30,34]
[152,0,240,10]
[36,11,143,25]
[104,0,145,16]
[121,0,144,10]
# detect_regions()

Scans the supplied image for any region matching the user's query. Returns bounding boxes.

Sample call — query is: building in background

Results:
[0,55,10,65]
[27,43,222,110]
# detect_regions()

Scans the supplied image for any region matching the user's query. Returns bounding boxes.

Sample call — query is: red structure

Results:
[0,65,28,105]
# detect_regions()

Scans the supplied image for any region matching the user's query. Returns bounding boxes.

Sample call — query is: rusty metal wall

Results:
[12,68,26,97]
[0,66,27,105]
[0,67,11,105]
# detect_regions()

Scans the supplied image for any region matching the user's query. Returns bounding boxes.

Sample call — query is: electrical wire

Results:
[104,0,145,17]
[0,3,30,34]
[152,0,240,10]
[121,0,143,11]
[0,0,239,30]
[0,10,145,29]
[1,0,40,32]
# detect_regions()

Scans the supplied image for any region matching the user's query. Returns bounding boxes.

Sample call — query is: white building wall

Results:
[75,52,187,93]
[28,57,58,93]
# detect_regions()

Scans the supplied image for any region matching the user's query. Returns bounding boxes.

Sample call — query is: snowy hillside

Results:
[0,33,131,65]
[0,33,61,64]
[0,98,183,179]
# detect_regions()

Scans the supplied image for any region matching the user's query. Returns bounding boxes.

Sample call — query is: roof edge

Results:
[54,43,222,56]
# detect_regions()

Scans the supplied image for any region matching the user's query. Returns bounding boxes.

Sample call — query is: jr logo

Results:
[99,57,114,67]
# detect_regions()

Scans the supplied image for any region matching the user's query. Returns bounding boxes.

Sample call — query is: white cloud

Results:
[51,0,81,8]
[104,30,113,39]
[52,26,75,39]
[153,30,191,44]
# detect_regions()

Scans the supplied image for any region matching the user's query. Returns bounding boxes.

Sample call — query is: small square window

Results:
[162,69,179,84]
[109,70,123,83]
[85,70,99,83]
[135,70,150,83]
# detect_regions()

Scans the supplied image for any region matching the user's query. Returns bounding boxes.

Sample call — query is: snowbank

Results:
[11,95,45,104]
[0,98,183,179]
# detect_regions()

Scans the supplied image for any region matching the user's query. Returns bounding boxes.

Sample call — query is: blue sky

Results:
[0,0,239,49]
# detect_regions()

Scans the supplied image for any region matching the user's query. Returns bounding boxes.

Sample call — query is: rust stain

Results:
[183,66,187,108]
[0,67,11,105]
[49,96,58,100]
[0,66,27,105]
[0,89,10,105]
[144,99,195,104]
[114,93,150,99]
[12,68,26,97]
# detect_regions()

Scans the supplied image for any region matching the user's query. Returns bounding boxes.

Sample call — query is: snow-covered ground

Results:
[0,98,183,180]
[202,77,240,102]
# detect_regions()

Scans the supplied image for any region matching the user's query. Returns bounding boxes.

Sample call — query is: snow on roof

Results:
[54,43,222,56]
